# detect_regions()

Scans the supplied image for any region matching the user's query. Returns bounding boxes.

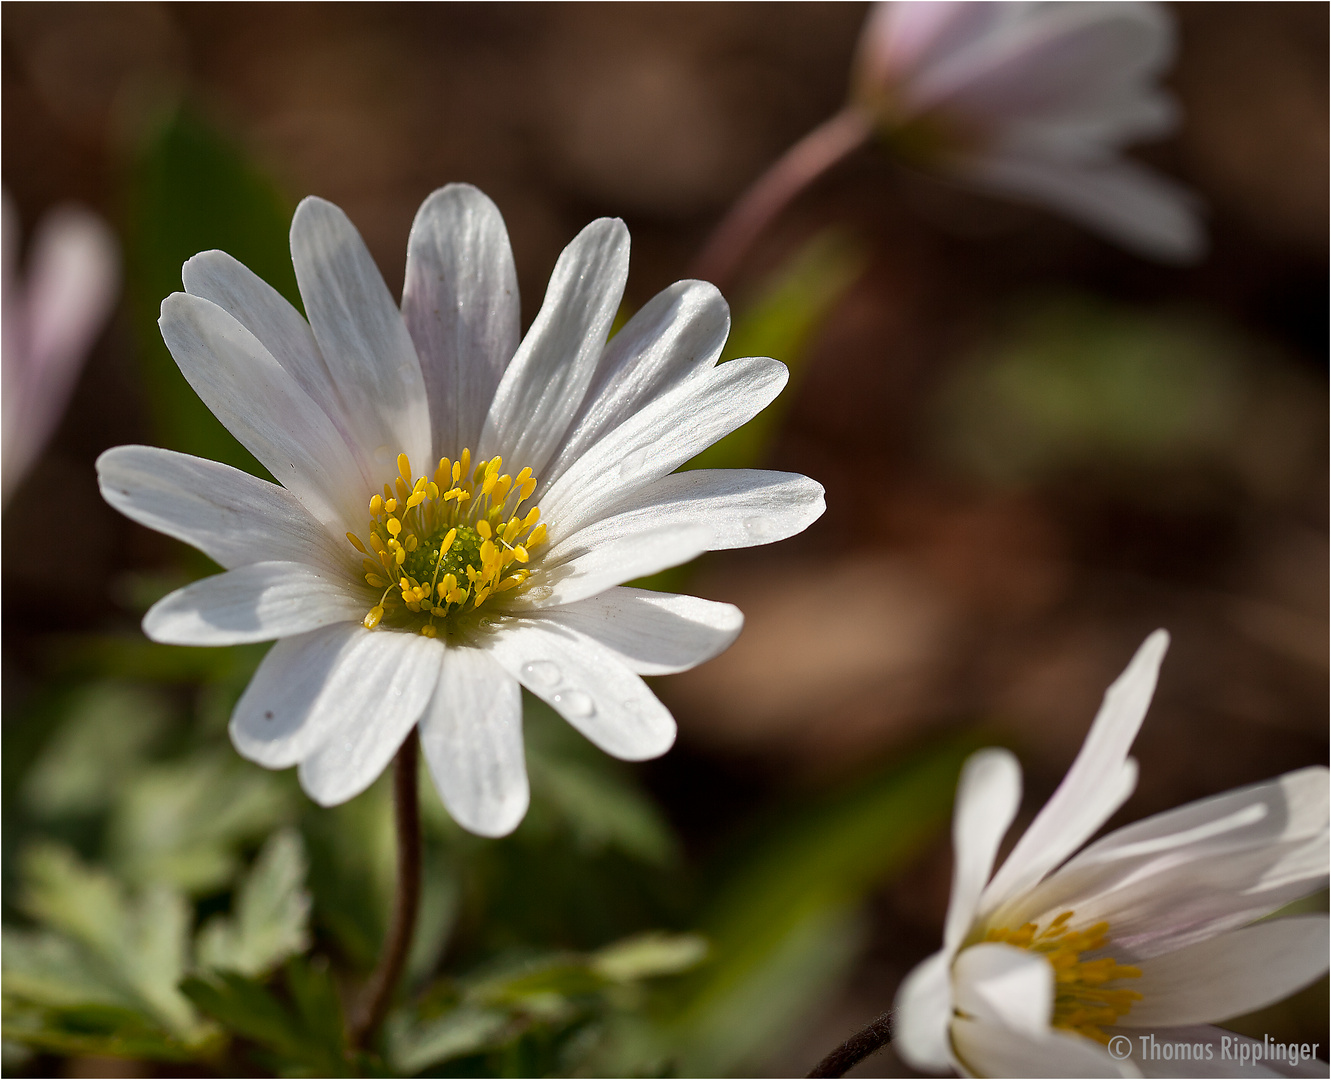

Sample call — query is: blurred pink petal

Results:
[2,197,120,504]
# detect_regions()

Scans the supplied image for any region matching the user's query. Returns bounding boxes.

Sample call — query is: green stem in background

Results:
[690,106,873,292]
[349,729,422,1049]
[806,1010,894,1078]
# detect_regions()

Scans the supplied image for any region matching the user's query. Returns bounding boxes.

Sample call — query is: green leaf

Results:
[196,828,312,977]
[124,107,297,474]
[665,737,980,1075]
[2,1000,215,1062]
[1,929,137,1011]
[591,932,709,983]
[388,1006,510,1074]
[108,748,296,893]
[21,683,171,819]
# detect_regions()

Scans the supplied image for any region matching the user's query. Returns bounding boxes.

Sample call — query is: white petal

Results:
[1119,917,1329,1028]
[982,630,1168,917]
[539,279,729,494]
[1127,1025,1326,1079]
[479,218,629,477]
[97,445,353,576]
[143,562,365,645]
[543,469,825,556]
[230,622,365,767]
[181,250,354,446]
[953,942,1053,1036]
[418,646,527,837]
[289,196,431,472]
[157,292,370,531]
[539,356,789,538]
[528,586,743,675]
[858,1,1011,88]
[402,184,520,457]
[892,950,957,1074]
[296,631,443,806]
[968,154,1205,264]
[952,1017,1134,1078]
[482,618,675,761]
[516,523,712,610]
[946,748,1023,953]
[1006,767,1329,956]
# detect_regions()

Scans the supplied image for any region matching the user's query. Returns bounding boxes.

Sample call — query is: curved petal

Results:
[530,586,743,675]
[158,292,370,531]
[402,184,520,457]
[539,356,789,538]
[539,279,729,495]
[954,942,1053,1036]
[892,950,957,1074]
[1006,767,1329,956]
[479,218,629,478]
[97,445,354,577]
[482,618,675,761]
[296,630,443,806]
[947,749,1023,952]
[952,1017,1133,1078]
[230,622,365,767]
[1119,917,1329,1028]
[543,469,825,556]
[419,645,527,837]
[515,523,711,610]
[967,155,1205,264]
[982,630,1168,917]
[143,562,365,645]
[290,196,431,473]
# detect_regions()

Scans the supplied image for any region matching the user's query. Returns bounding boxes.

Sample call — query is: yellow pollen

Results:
[983,912,1142,1043]
[350,447,549,633]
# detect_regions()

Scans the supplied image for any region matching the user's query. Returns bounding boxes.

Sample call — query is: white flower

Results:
[895,630,1329,1078]
[97,185,825,836]
[853,2,1204,263]
[3,195,120,505]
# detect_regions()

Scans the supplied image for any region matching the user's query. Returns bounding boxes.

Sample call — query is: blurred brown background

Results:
[3,3,1327,1075]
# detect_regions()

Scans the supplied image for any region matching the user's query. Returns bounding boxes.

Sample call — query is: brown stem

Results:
[806,1010,894,1078]
[349,728,422,1049]
[690,106,873,292]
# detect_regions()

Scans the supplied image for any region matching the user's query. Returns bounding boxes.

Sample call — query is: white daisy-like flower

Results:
[895,630,1329,1078]
[853,2,1204,263]
[97,184,824,837]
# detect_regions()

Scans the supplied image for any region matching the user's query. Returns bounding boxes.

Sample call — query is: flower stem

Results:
[350,728,422,1049]
[805,1010,894,1078]
[690,106,873,292]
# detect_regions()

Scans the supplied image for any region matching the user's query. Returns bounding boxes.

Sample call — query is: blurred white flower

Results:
[854,2,1204,262]
[98,184,825,837]
[895,630,1329,1077]
[2,196,120,505]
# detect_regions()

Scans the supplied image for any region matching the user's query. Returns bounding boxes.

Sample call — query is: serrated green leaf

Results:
[1,1000,216,1062]
[591,932,709,983]
[1,929,136,1011]
[196,828,311,977]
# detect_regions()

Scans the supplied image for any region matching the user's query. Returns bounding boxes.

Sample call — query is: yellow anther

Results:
[496,575,522,592]
[477,519,492,540]
[515,466,533,484]
[513,546,529,564]
[364,606,384,629]
[479,539,497,565]
[370,494,384,515]
[395,477,410,501]
[397,453,412,481]
[492,475,513,505]
[420,624,437,638]
[441,528,457,551]
[395,549,406,565]
[386,517,402,537]
[405,535,419,552]
[482,473,497,497]
[518,477,537,502]
[346,532,368,554]
[426,482,440,499]
[365,574,387,588]
[522,507,541,528]
[459,448,470,476]
[384,498,398,513]
[527,523,547,547]
[406,492,425,509]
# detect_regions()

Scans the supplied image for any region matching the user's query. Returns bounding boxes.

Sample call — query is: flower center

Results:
[345,449,547,637]
[985,911,1143,1043]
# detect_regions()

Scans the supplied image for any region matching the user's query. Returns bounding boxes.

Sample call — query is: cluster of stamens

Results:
[345,450,547,636]
[983,911,1143,1042]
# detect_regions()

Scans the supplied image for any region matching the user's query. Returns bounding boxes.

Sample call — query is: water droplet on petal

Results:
[552,689,595,718]
[742,515,778,541]
[522,660,561,688]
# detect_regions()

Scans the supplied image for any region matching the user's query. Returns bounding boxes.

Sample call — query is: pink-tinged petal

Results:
[157,292,371,532]
[857,1,1013,91]
[982,631,1168,917]
[296,630,443,806]
[143,562,365,646]
[478,217,629,479]
[946,749,1023,952]
[419,645,527,837]
[97,445,354,577]
[892,950,957,1074]
[1121,917,1329,1028]
[290,196,431,473]
[952,1016,1132,1078]
[539,279,729,495]
[483,618,676,761]
[530,587,743,676]
[542,469,825,560]
[953,942,1053,1036]
[402,184,520,458]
